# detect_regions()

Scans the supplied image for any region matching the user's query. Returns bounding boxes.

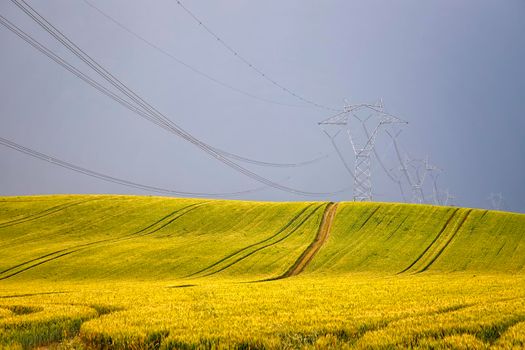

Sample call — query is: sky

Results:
[0,1,524,212]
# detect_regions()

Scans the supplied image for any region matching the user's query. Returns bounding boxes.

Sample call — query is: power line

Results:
[81,0,303,109]
[209,146,329,168]
[0,136,266,198]
[4,1,347,197]
[6,1,329,170]
[174,0,341,112]
[2,11,323,170]
[0,12,327,173]
[321,130,356,181]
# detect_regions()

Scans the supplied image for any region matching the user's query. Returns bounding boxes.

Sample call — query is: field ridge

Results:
[1,195,524,280]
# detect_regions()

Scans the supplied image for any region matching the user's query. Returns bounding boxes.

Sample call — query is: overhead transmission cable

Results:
[0,14,170,132]
[81,0,303,109]
[386,130,413,188]
[9,3,323,170]
[321,130,356,181]
[0,12,326,170]
[0,136,267,197]
[5,1,347,196]
[174,0,341,112]
[208,146,328,168]
[317,110,357,181]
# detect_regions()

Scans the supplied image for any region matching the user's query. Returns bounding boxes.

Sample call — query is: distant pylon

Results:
[428,166,444,205]
[319,99,407,201]
[443,189,456,206]
[403,156,439,204]
[488,192,504,210]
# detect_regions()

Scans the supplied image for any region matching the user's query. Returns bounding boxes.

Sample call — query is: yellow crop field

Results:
[1,276,525,349]
[1,195,524,349]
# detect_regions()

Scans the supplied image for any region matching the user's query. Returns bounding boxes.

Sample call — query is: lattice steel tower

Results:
[319,100,406,201]
[488,192,504,210]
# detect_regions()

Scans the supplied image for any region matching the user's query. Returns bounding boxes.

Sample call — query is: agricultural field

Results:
[1,195,525,349]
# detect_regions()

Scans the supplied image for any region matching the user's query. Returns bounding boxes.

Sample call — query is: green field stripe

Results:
[0,247,71,276]
[125,202,205,237]
[384,215,410,241]
[0,201,138,251]
[398,208,460,274]
[0,203,207,280]
[412,209,472,273]
[320,204,384,270]
[199,204,325,277]
[356,206,382,231]
[199,204,323,277]
[418,209,474,273]
[129,202,210,237]
[0,200,77,226]
[185,203,317,277]
[0,205,193,276]
[0,198,98,229]
[0,249,85,280]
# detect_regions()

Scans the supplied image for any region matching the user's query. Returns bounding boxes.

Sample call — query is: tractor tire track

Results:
[0,204,206,280]
[0,203,137,250]
[184,203,317,277]
[356,206,381,231]
[315,204,382,270]
[0,202,208,280]
[135,203,208,238]
[277,202,338,279]
[398,208,459,274]
[0,198,99,229]
[418,209,473,273]
[197,204,325,278]
[385,215,410,241]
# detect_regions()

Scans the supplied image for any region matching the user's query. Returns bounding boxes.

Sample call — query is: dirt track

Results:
[280,202,338,278]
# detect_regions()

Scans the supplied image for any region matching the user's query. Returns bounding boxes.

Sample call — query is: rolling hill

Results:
[1,194,524,281]
[2,194,525,349]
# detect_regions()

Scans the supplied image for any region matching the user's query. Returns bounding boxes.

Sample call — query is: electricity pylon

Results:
[488,192,504,210]
[443,189,456,206]
[428,166,444,205]
[385,129,443,205]
[403,156,440,204]
[319,100,407,201]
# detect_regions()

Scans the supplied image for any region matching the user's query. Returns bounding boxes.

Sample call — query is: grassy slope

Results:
[307,202,525,274]
[1,195,525,349]
[0,195,325,281]
[0,195,524,281]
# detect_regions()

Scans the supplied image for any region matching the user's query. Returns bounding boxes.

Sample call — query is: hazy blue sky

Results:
[1,1,524,212]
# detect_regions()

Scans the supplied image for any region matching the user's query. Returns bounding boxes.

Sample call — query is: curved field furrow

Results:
[0,196,321,280]
[398,208,460,274]
[0,198,99,229]
[0,202,208,280]
[185,203,317,278]
[418,209,474,273]
[405,208,473,274]
[198,204,325,278]
[0,203,138,251]
[306,203,525,274]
